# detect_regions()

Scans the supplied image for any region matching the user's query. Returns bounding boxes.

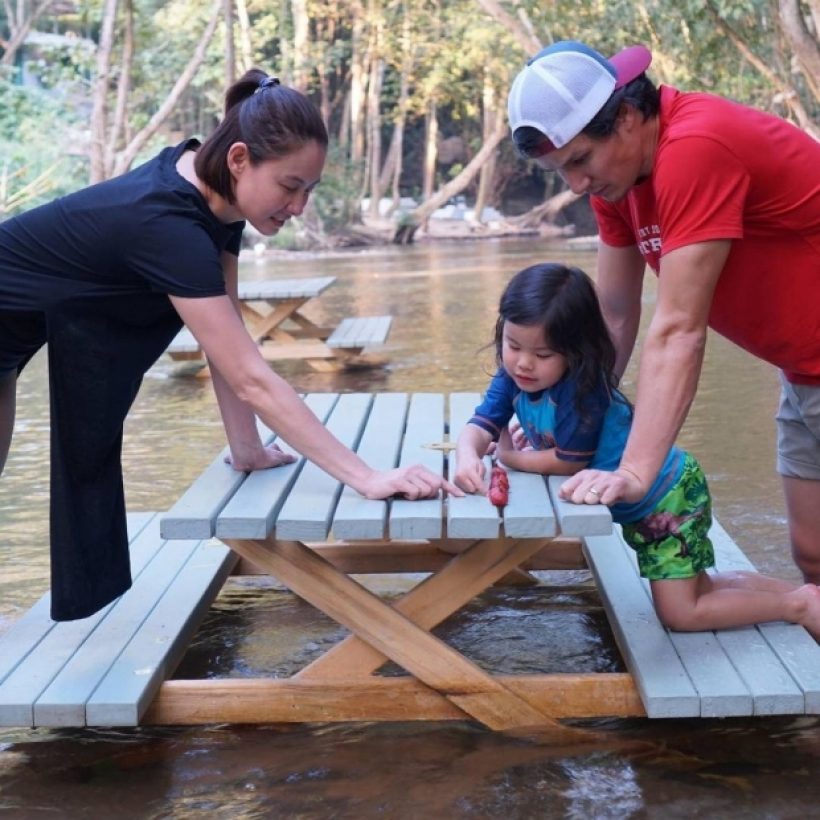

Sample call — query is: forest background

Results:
[0,0,817,249]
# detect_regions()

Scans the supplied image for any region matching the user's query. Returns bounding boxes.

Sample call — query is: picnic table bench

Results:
[166,276,393,373]
[2,391,820,730]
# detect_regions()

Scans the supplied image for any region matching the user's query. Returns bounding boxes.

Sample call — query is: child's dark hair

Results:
[494,263,628,423]
[195,69,329,204]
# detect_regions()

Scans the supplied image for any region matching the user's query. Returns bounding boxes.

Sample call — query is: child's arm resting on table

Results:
[496,428,587,476]
[454,423,494,494]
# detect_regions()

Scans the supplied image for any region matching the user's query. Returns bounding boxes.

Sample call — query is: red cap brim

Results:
[610,45,652,89]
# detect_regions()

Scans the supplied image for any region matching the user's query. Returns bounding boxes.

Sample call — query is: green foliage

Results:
[0,71,87,217]
[309,144,363,231]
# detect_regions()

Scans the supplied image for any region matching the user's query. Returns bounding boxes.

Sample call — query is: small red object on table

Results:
[488,463,509,508]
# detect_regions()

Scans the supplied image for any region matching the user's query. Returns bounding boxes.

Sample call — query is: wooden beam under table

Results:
[143,674,645,725]
[295,537,555,681]
[231,538,588,576]
[224,536,568,732]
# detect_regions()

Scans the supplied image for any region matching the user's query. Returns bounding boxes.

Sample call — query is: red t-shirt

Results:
[592,86,820,385]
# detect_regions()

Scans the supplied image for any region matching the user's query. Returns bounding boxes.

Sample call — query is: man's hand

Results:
[559,467,646,506]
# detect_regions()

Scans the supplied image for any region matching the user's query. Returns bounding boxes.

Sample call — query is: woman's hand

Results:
[224,442,297,472]
[559,467,646,506]
[360,465,465,500]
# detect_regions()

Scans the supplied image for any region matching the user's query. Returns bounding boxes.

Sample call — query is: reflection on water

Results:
[1,237,810,818]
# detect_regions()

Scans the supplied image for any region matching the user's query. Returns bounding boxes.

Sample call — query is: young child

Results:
[455,263,820,638]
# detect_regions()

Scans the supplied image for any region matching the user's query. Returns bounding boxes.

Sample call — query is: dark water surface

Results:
[2,238,818,818]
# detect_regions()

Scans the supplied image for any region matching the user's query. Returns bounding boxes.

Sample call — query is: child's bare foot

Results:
[791,584,820,640]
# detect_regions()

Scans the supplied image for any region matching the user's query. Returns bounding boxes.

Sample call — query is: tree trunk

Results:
[0,0,56,67]
[235,0,253,73]
[394,115,508,244]
[705,1,819,137]
[349,7,367,165]
[291,0,308,91]
[224,0,236,88]
[103,0,134,178]
[778,0,820,102]
[422,100,438,202]
[475,0,541,56]
[367,57,385,218]
[507,189,580,229]
[474,77,498,223]
[89,0,120,183]
[110,0,222,177]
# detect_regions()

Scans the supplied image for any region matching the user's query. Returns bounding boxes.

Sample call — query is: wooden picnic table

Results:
[154,391,619,731]
[4,391,820,730]
[167,276,393,373]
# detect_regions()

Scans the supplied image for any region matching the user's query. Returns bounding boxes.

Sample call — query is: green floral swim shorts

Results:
[621,453,715,581]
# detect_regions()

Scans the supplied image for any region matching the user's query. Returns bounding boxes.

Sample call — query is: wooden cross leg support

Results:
[143,536,645,731]
[243,539,636,730]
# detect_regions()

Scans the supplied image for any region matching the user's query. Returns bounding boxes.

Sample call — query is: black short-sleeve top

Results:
[0,139,245,314]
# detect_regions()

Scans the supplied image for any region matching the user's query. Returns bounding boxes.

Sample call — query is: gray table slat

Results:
[161,418,275,540]
[276,393,374,541]
[237,276,335,301]
[34,534,205,726]
[215,393,339,539]
[547,475,613,537]
[85,540,236,726]
[332,393,409,540]
[446,393,500,539]
[617,529,753,717]
[0,516,168,727]
[389,393,446,539]
[583,531,700,717]
[503,472,557,538]
[709,518,820,714]
[0,513,157,688]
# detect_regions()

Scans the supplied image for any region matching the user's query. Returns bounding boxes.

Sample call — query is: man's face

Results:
[534,121,646,202]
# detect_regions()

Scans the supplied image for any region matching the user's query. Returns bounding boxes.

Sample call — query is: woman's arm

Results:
[206,253,293,469]
[170,291,460,500]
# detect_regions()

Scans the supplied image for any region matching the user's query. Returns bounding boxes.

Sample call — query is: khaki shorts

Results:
[776,373,820,480]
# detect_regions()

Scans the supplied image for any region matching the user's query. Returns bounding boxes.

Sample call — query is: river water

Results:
[1,237,818,818]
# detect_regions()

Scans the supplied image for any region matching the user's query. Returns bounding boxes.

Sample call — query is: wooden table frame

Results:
[153,392,636,731]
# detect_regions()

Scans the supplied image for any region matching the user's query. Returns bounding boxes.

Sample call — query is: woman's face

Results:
[228,140,326,235]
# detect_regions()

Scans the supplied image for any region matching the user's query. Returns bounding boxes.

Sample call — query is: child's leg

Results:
[707,569,796,594]
[0,372,15,474]
[650,572,820,638]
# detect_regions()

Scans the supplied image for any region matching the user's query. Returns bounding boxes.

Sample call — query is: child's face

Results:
[501,321,568,393]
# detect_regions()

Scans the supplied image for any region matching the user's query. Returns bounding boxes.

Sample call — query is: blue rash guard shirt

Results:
[469,368,684,523]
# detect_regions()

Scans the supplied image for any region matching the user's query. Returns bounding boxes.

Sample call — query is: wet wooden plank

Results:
[547,476,612,537]
[215,394,338,539]
[446,392,500,539]
[389,394,446,539]
[583,531,700,718]
[332,393,409,540]
[275,393,373,540]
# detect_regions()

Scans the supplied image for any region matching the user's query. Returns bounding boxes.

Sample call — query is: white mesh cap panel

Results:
[507,50,617,148]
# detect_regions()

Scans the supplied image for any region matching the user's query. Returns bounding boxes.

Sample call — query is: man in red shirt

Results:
[507,40,820,580]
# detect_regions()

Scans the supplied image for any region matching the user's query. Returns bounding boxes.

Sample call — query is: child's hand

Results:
[508,421,529,451]
[454,452,487,494]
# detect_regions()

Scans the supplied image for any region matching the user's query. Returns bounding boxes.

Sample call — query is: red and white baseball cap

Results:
[508,41,653,155]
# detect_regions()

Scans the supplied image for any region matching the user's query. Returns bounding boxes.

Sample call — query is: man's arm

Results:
[561,239,730,505]
[595,241,646,382]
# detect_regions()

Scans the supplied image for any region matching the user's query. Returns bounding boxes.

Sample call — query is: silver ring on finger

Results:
[588,487,601,497]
